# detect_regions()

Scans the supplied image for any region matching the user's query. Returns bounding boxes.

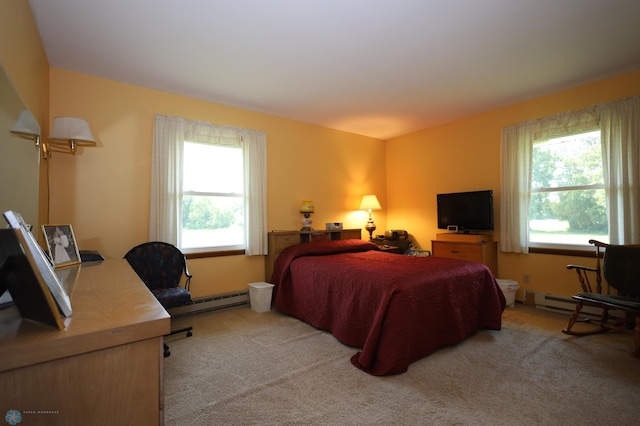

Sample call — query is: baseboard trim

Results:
[168,291,249,317]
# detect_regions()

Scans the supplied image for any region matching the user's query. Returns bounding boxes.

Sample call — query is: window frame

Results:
[527,130,607,251]
[181,141,246,253]
[150,114,267,257]
[499,96,640,254]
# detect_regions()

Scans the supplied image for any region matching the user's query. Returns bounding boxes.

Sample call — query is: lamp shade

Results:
[10,110,41,138]
[359,195,381,211]
[49,117,96,144]
[301,200,315,213]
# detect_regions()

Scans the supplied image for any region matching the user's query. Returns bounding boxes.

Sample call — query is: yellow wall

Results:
[48,69,386,297]
[5,2,640,301]
[386,70,640,300]
[0,1,48,120]
[0,0,50,227]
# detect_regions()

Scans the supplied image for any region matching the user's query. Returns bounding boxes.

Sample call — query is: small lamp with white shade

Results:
[10,110,41,148]
[45,116,96,159]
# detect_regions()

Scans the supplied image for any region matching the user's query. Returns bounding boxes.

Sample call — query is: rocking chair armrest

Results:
[588,239,609,248]
[567,263,601,293]
[566,264,598,273]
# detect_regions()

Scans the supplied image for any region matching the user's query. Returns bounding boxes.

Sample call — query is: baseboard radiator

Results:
[168,291,249,317]
[532,292,623,318]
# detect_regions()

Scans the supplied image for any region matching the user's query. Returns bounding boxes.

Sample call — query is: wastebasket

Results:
[495,279,519,308]
[248,282,275,313]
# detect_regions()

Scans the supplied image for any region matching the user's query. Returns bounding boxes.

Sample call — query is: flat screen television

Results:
[437,190,494,233]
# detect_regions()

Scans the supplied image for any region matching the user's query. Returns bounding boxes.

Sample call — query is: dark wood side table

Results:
[377,244,403,254]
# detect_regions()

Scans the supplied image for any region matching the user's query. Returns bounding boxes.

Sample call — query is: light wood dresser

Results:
[0,259,170,425]
[265,229,361,281]
[431,233,498,276]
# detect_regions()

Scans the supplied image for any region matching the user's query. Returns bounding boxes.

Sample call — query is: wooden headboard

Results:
[265,229,362,281]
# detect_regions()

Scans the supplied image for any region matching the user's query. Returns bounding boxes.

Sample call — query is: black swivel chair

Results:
[124,241,193,357]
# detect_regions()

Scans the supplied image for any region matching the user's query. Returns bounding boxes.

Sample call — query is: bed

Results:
[269,239,506,376]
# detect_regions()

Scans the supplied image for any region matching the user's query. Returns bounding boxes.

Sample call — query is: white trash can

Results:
[248,282,275,313]
[496,279,519,308]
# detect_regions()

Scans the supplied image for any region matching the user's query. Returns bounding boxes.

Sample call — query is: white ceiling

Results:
[28,0,640,140]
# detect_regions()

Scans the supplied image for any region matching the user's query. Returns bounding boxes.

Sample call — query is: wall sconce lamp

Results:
[44,116,96,159]
[359,194,381,240]
[10,110,41,148]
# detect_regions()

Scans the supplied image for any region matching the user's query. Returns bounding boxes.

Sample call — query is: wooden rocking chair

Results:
[562,239,640,357]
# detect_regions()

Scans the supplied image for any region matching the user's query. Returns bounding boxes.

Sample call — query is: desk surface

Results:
[0,259,170,372]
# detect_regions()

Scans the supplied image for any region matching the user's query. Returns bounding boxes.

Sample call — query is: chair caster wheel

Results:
[187,331,193,337]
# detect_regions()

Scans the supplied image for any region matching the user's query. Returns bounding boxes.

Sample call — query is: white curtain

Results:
[534,108,599,140]
[597,96,640,244]
[499,120,536,253]
[150,115,184,246]
[150,114,268,255]
[500,96,640,252]
[241,129,268,255]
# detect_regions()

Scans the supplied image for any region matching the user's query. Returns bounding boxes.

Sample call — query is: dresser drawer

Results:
[431,240,498,276]
[432,241,482,262]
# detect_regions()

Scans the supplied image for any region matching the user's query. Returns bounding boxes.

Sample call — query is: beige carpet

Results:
[164,304,640,425]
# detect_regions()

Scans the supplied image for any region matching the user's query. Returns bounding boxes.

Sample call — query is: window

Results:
[529,130,608,246]
[182,142,244,250]
[150,114,268,256]
[500,96,640,254]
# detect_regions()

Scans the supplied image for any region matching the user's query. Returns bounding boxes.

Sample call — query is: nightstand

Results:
[378,244,403,254]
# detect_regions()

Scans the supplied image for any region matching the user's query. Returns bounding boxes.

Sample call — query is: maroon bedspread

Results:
[270,239,506,375]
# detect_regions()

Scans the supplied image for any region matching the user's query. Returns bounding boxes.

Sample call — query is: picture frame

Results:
[42,224,81,268]
[3,211,72,328]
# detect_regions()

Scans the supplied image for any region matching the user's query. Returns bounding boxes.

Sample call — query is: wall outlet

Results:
[523,274,531,284]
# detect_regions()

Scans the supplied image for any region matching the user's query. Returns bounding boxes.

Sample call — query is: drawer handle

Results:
[451,250,461,254]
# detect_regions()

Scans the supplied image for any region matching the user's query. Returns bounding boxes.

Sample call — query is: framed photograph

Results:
[3,211,72,328]
[42,224,81,268]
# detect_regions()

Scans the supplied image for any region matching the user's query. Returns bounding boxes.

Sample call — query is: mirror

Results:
[0,62,40,229]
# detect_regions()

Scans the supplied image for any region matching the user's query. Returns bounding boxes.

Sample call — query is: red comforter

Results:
[270,239,506,376]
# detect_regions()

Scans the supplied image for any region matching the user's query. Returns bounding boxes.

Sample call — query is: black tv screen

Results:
[437,190,494,232]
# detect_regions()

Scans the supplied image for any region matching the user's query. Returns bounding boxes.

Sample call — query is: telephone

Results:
[374,230,411,253]
[384,229,409,240]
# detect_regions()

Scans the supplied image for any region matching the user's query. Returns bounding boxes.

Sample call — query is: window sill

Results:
[529,246,596,258]
[185,249,245,259]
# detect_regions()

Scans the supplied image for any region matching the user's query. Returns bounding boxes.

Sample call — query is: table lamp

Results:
[300,200,315,231]
[359,195,381,240]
